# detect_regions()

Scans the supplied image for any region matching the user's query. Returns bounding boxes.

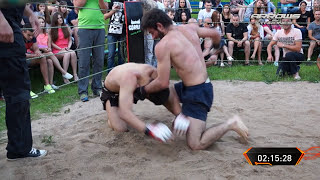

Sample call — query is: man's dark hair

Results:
[141,8,173,30]
[165,8,175,14]
[22,23,34,32]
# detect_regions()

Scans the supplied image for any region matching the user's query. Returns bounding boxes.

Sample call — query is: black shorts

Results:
[100,86,170,110]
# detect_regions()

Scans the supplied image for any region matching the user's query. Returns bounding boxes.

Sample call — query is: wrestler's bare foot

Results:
[227,115,249,142]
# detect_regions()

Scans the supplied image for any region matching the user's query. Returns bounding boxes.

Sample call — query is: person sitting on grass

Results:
[22,23,55,96]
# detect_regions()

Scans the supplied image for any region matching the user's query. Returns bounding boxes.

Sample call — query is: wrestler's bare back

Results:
[156,24,209,86]
[104,63,156,92]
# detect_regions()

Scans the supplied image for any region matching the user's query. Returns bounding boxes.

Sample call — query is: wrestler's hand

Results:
[133,86,146,100]
[145,123,173,143]
[0,17,14,43]
[173,113,190,136]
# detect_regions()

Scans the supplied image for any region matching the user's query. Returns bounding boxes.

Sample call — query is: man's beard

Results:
[158,30,165,39]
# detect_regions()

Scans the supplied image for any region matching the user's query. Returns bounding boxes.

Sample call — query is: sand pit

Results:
[0,80,319,179]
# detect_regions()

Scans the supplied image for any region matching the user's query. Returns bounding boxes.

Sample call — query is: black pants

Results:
[0,56,32,155]
[280,52,304,75]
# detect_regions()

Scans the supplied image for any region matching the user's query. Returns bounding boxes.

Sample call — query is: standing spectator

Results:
[104,0,125,71]
[307,10,320,61]
[75,0,108,102]
[247,17,263,65]
[267,18,304,80]
[0,5,47,160]
[197,0,215,25]
[221,4,233,35]
[49,12,78,84]
[293,1,311,40]
[226,14,250,65]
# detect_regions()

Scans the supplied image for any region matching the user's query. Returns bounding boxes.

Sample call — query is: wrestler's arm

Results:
[0,10,14,43]
[195,25,221,48]
[144,41,171,93]
[118,75,146,133]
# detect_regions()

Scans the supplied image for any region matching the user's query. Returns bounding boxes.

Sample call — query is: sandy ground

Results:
[0,80,319,180]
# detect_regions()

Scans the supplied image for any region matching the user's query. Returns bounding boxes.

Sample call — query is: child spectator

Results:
[37,16,73,88]
[247,17,263,65]
[22,23,55,95]
[50,12,78,83]
[166,8,176,25]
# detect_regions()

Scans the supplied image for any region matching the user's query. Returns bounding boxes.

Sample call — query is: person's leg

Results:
[163,85,182,116]
[274,45,280,62]
[250,37,260,60]
[107,34,117,73]
[78,29,93,96]
[91,29,105,94]
[47,59,54,85]
[257,42,262,65]
[284,52,304,79]
[228,41,234,65]
[46,53,68,75]
[244,40,250,64]
[35,56,50,85]
[106,101,128,132]
[70,51,78,80]
[307,41,316,60]
[186,115,248,150]
[117,35,125,65]
[317,56,320,71]
[144,33,153,65]
[0,56,32,156]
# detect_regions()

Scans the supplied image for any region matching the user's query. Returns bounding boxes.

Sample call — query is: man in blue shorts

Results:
[141,9,248,150]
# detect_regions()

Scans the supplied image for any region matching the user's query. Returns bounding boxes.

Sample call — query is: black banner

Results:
[124,1,144,63]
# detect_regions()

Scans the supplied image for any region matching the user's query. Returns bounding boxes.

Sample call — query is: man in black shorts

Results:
[100,63,181,143]
[0,4,47,160]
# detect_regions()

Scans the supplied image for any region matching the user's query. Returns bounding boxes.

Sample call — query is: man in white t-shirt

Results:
[197,0,215,25]
[267,18,304,80]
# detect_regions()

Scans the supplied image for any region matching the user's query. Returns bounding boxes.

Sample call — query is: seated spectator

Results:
[66,0,79,48]
[34,3,51,27]
[37,16,73,88]
[226,14,251,65]
[174,0,192,23]
[174,0,192,13]
[221,4,233,35]
[197,0,215,25]
[307,10,320,61]
[293,1,311,40]
[213,0,223,13]
[263,23,281,66]
[58,1,69,24]
[210,12,234,66]
[267,18,304,80]
[49,12,78,83]
[166,8,176,25]
[230,0,246,21]
[243,0,272,22]
[47,0,60,14]
[163,0,172,8]
[247,17,263,65]
[280,0,298,14]
[22,24,55,94]
[175,10,190,24]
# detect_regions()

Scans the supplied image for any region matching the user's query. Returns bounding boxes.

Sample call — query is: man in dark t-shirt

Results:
[226,14,250,65]
[0,5,47,160]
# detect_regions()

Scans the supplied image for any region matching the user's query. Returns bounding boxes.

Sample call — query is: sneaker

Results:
[80,93,89,102]
[93,90,102,97]
[307,58,311,61]
[274,61,278,67]
[220,62,225,67]
[7,148,47,161]
[51,84,59,90]
[227,56,234,61]
[0,95,4,101]
[44,85,55,94]
[30,91,38,99]
[294,75,301,81]
[62,72,73,80]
